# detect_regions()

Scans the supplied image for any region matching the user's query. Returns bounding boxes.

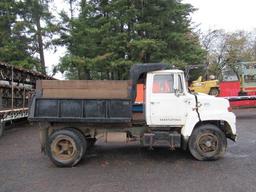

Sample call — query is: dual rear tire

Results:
[47,128,95,167]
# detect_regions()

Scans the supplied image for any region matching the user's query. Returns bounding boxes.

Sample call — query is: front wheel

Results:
[188,124,227,161]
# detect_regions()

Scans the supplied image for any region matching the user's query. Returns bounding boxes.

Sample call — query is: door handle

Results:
[184,99,192,104]
[151,102,160,104]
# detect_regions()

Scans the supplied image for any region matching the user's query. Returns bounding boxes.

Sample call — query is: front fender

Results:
[181,111,199,138]
[181,111,236,138]
[200,111,236,134]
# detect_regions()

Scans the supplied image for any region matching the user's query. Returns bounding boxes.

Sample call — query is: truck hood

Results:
[196,93,230,112]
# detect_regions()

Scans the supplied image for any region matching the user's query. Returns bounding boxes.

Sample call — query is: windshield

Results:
[222,69,239,82]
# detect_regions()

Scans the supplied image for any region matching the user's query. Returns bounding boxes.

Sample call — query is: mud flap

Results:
[39,122,50,153]
[0,122,4,137]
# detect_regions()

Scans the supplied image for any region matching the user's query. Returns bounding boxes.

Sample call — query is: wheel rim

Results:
[51,135,78,162]
[209,89,219,96]
[196,132,218,156]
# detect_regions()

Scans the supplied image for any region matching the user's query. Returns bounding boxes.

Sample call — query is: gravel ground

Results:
[0,108,256,192]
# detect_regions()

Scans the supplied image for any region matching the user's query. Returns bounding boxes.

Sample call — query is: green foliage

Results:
[0,0,205,77]
[20,0,59,73]
[0,0,38,68]
[207,64,221,78]
[58,0,205,79]
[0,0,58,73]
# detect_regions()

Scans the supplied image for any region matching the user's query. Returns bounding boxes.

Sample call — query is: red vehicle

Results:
[219,62,256,107]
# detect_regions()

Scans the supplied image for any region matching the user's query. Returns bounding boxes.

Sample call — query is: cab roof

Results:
[130,63,169,102]
[152,69,184,74]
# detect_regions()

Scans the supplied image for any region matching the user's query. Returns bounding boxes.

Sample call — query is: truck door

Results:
[146,73,190,126]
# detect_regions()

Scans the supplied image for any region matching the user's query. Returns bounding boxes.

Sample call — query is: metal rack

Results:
[0,61,54,136]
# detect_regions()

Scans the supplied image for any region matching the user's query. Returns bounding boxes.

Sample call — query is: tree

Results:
[199,29,256,77]
[19,0,58,73]
[0,0,58,73]
[0,0,38,68]
[201,30,256,65]
[57,0,205,79]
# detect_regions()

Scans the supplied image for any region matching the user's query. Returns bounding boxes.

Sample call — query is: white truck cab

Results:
[145,69,236,160]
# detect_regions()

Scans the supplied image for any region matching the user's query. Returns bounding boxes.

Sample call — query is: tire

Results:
[46,128,87,167]
[63,128,87,157]
[209,88,219,96]
[188,124,227,161]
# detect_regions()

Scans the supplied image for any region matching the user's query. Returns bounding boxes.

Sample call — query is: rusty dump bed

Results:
[36,80,130,99]
[28,80,132,123]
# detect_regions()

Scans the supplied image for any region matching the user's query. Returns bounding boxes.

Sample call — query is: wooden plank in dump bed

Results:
[37,80,130,99]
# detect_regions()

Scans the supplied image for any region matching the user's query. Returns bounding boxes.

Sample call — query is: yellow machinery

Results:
[185,65,220,96]
[189,75,219,96]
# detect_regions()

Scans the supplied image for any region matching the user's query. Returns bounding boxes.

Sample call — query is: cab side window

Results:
[152,74,174,93]
[178,75,184,93]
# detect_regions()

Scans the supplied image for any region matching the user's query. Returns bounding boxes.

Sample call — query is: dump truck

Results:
[28,64,236,167]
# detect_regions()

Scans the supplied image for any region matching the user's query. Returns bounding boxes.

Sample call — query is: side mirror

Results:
[173,77,178,90]
[173,74,179,96]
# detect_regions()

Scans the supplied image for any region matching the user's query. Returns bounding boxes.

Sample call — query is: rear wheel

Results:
[47,128,87,167]
[209,88,219,96]
[188,124,227,161]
